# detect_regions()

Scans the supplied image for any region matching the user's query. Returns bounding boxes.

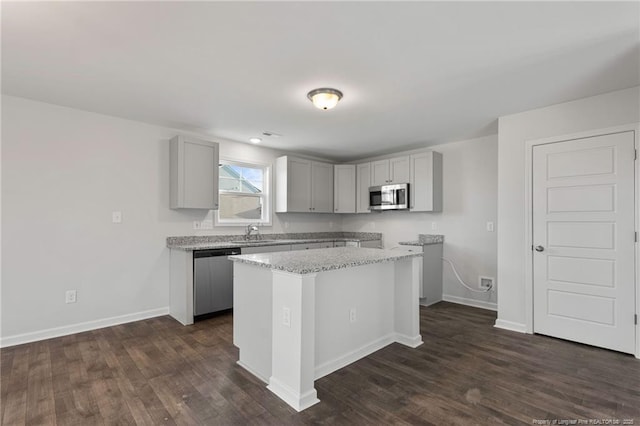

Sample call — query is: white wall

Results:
[1,95,340,345]
[496,86,640,331]
[341,135,498,309]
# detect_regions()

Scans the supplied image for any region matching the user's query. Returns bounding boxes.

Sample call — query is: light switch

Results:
[486,221,494,232]
[112,211,122,224]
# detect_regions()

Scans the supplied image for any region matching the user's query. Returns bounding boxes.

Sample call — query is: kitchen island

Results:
[166,232,382,325]
[229,247,423,411]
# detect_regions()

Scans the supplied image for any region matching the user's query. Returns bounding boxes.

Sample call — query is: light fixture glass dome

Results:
[307,88,343,110]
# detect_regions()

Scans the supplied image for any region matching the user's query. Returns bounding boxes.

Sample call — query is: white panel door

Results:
[532,131,636,354]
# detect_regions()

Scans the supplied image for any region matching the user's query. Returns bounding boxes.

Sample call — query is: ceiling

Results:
[2,2,639,162]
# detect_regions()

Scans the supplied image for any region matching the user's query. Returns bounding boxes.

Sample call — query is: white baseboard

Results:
[0,307,170,348]
[314,333,395,380]
[267,377,320,412]
[493,319,527,333]
[442,294,497,311]
[419,298,441,307]
[394,333,423,348]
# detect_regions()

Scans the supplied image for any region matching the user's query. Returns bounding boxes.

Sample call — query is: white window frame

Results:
[215,158,272,226]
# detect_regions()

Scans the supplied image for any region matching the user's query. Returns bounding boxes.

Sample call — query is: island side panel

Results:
[169,249,194,325]
[314,262,395,379]
[233,263,273,383]
[267,270,320,412]
[394,256,423,347]
[421,243,443,306]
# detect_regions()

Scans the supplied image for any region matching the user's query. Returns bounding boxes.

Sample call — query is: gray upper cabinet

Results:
[371,156,410,186]
[276,155,334,213]
[170,135,219,209]
[410,151,442,212]
[334,164,356,213]
[371,159,390,186]
[311,161,334,212]
[356,162,371,213]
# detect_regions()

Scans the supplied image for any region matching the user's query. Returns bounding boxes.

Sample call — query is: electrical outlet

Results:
[112,211,122,224]
[486,221,494,232]
[431,222,437,230]
[479,276,495,290]
[193,221,201,230]
[65,290,77,304]
[284,221,289,229]
[282,307,291,327]
[349,308,356,323]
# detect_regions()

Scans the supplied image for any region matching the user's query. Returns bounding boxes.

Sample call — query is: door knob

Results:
[535,245,545,252]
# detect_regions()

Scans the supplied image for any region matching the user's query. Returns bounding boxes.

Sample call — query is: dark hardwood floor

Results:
[2,302,638,425]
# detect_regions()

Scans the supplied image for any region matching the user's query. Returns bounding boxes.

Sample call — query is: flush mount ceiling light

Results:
[307,88,343,110]
[249,137,262,144]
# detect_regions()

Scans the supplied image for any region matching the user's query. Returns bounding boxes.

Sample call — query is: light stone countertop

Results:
[167,232,382,251]
[229,246,422,274]
[398,234,444,246]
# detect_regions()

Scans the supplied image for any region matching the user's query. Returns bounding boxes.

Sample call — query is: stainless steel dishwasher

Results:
[193,247,241,319]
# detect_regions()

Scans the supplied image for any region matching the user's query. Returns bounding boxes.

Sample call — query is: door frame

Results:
[523,123,639,358]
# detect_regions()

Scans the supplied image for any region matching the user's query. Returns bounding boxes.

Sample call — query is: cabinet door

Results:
[170,136,219,209]
[288,157,312,212]
[311,161,334,212]
[410,151,443,212]
[334,165,356,213]
[410,152,432,211]
[356,162,371,213]
[389,156,410,183]
[371,159,390,186]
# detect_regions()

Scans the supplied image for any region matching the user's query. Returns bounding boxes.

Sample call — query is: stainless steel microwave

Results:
[369,183,410,211]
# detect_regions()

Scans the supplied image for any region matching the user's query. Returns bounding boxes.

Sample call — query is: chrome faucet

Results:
[245,223,260,240]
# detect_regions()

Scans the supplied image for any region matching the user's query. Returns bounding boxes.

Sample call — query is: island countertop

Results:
[229,246,422,274]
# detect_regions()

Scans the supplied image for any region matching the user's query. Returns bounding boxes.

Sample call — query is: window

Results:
[216,160,271,225]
